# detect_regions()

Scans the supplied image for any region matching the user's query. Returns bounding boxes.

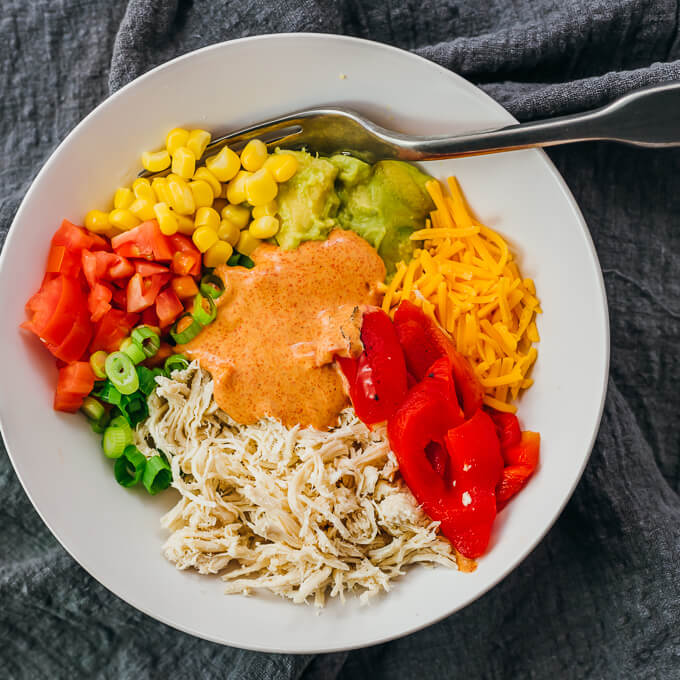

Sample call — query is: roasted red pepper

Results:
[496,431,540,510]
[337,308,408,425]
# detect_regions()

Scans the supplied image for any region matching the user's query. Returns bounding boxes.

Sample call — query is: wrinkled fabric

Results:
[2,1,680,678]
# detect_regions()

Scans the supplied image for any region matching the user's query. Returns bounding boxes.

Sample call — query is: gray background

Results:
[2,1,679,678]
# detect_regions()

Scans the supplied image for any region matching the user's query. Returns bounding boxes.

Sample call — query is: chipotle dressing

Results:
[180,229,385,429]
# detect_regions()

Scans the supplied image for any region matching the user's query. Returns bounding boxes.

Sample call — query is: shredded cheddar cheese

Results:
[380,177,541,412]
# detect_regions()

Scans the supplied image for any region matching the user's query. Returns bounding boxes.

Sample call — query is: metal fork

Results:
[142,81,680,174]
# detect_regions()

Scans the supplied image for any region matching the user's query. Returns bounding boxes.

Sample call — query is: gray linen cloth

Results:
[2,1,680,678]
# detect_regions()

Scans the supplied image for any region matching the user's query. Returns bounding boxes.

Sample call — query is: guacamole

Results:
[274,151,433,277]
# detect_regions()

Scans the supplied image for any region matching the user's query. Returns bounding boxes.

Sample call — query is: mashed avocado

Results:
[274,150,433,277]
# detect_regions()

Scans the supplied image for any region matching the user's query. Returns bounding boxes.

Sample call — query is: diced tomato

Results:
[82,250,135,288]
[141,307,160,328]
[88,282,113,322]
[47,305,93,363]
[126,273,164,313]
[134,260,170,276]
[110,284,127,310]
[89,308,139,353]
[168,234,202,277]
[486,409,521,450]
[108,255,135,279]
[155,288,183,327]
[46,244,81,278]
[393,300,484,418]
[336,309,408,425]
[111,221,173,261]
[52,219,107,252]
[171,275,199,299]
[53,361,96,412]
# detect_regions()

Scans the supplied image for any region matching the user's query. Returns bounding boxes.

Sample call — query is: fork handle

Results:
[409,81,680,160]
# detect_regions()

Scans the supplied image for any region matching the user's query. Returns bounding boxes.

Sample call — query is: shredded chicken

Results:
[136,363,456,606]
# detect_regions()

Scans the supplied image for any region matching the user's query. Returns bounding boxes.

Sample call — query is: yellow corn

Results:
[194,206,220,231]
[240,139,268,172]
[132,177,156,203]
[226,170,252,205]
[252,200,278,219]
[187,129,211,159]
[221,203,251,229]
[152,177,172,205]
[236,230,261,256]
[264,152,298,182]
[217,219,241,245]
[205,145,241,182]
[193,167,221,198]
[154,202,178,235]
[108,208,140,230]
[249,215,279,239]
[192,225,219,252]
[171,146,196,180]
[203,240,233,268]
[141,150,171,173]
[167,175,195,215]
[165,127,189,155]
[113,187,134,209]
[175,212,195,235]
[129,198,156,221]
[189,179,214,208]
[245,168,277,206]
[84,209,111,233]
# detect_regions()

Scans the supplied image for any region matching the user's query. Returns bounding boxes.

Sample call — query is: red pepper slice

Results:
[337,308,408,425]
[393,301,483,418]
[486,409,521,450]
[496,432,540,510]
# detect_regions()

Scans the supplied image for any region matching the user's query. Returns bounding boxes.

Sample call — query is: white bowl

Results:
[0,34,608,653]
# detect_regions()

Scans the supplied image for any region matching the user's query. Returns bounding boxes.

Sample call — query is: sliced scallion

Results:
[120,337,146,365]
[169,313,201,344]
[131,325,161,358]
[114,445,147,487]
[89,351,108,379]
[80,396,105,422]
[240,255,255,269]
[95,381,122,406]
[142,454,172,495]
[227,253,241,266]
[191,293,216,327]
[102,417,133,459]
[199,274,225,299]
[136,366,157,397]
[105,351,139,395]
[164,354,189,375]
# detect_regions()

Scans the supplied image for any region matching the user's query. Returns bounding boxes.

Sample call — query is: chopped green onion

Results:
[169,313,201,344]
[164,354,189,375]
[90,351,108,379]
[191,293,217,327]
[80,396,105,422]
[121,393,149,427]
[114,445,147,487]
[102,417,133,459]
[199,273,225,299]
[90,412,110,434]
[131,325,161,358]
[105,351,139,395]
[240,255,255,269]
[227,253,241,266]
[151,367,167,380]
[94,380,122,406]
[143,454,172,495]
[136,366,158,397]
[120,337,146,365]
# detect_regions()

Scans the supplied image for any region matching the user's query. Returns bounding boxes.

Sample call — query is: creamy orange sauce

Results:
[181,229,386,429]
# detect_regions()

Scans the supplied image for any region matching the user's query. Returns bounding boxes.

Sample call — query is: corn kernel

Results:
[187,129,211,159]
[221,203,251,229]
[84,209,111,233]
[264,152,298,182]
[132,177,156,203]
[249,215,279,239]
[226,170,252,205]
[195,206,220,231]
[175,212,196,235]
[236,230,261,257]
[167,176,196,215]
[192,225,219,252]
[154,202,178,235]
[189,179,214,208]
[129,198,156,221]
[252,200,278,219]
[166,128,189,155]
[152,177,172,204]
[171,146,196,180]
[193,167,221,198]
[113,187,134,210]
[206,145,241,182]
[217,219,241,246]
[240,139,268,172]
[141,150,171,173]
[245,168,278,206]
[108,208,140,230]
[203,240,233,268]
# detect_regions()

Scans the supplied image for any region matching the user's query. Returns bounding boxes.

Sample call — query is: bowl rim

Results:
[0,32,610,653]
